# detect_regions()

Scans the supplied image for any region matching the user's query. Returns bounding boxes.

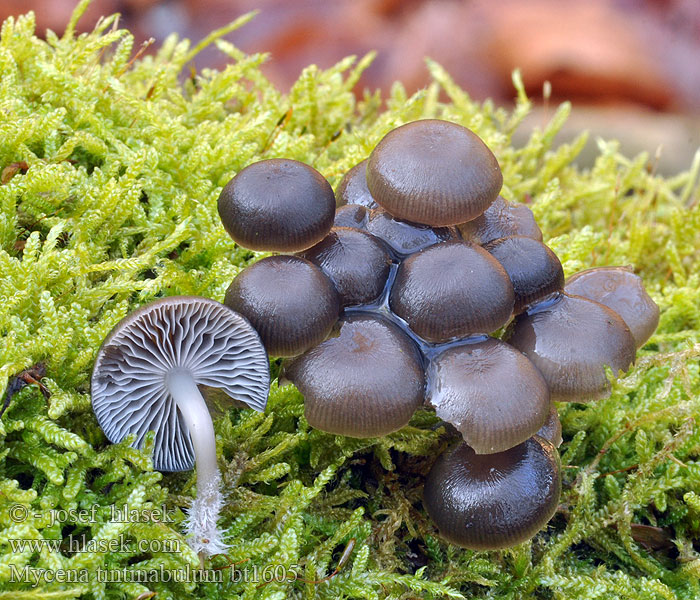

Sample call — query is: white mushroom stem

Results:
[167,370,228,558]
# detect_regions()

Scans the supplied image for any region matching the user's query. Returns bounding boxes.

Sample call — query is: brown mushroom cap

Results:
[565,267,659,348]
[536,405,563,448]
[366,119,502,226]
[458,196,542,245]
[333,204,369,229]
[224,255,340,357]
[389,240,515,342]
[483,236,564,314]
[507,293,636,402]
[366,208,458,257]
[426,338,550,454]
[423,436,561,550]
[334,159,378,209]
[285,313,425,438]
[217,158,335,252]
[300,227,392,307]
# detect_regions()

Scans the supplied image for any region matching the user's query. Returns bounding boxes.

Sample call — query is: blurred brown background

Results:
[3,0,700,173]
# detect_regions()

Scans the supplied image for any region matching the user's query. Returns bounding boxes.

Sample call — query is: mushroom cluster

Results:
[213,119,658,550]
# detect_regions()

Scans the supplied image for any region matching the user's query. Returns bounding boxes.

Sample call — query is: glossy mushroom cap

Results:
[285,313,425,438]
[484,236,564,314]
[218,158,335,252]
[224,256,340,357]
[334,159,378,209]
[366,208,458,257]
[565,266,659,348]
[536,405,563,448]
[426,338,550,454]
[366,119,502,226]
[423,436,561,550]
[300,227,392,307]
[389,241,515,342]
[507,293,637,402]
[333,204,369,229]
[91,297,270,472]
[458,196,542,245]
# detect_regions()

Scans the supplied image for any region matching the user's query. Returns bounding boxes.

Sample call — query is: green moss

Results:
[0,2,699,598]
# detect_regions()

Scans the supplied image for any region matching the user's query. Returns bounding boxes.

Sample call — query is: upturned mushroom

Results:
[91,297,270,557]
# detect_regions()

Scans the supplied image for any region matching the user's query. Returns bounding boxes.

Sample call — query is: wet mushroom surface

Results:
[213,118,658,551]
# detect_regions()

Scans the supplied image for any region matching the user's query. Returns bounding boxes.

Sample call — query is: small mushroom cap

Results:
[458,196,542,245]
[224,255,340,357]
[423,436,561,550]
[285,313,425,438]
[300,227,392,307]
[483,235,565,314]
[536,405,563,448]
[389,240,515,342]
[366,208,458,257]
[507,293,637,402]
[366,119,502,226]
[91,297,270,472]
[565,266,659,348]
[333,204,369,229]
[217,158,335,252]
[426,338,550,454]
[334,160,378,209]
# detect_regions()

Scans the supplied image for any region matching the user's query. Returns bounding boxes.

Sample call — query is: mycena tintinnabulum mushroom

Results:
[91,296,270,557]
[423,436,561,550]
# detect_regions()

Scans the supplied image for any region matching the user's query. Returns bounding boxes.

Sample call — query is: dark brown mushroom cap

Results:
[366,119,503,226]
[366,208,458,257]
[458,196,542,245]
[536,405,562,448]
[507,293,636,402]
[224,256,340,357]
[217,158,335,252]
[565,267,659,348]
[300,227,392,307]
[426,338,550,454]
[389,240,515,342]
[333,204,369,229]
[423,436,561,550]
[483,236,564,314]
[334,159,378,209]
[285,313,425,438]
